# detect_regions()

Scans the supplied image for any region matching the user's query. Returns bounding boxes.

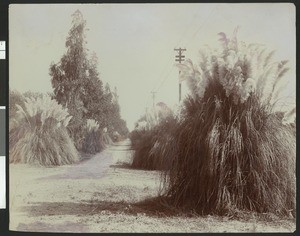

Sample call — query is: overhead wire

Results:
[154,6,218,95]
[151,57,176,93]
[150,8,202,94]
[155,66,175,92]
[147,5,218,107]
[184,5,218,50]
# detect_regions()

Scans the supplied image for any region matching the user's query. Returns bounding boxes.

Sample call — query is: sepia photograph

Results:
[9,3,296,233]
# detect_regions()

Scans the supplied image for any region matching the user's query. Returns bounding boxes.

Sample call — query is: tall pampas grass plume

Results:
[9,94,79,166]
[162,28,295,217]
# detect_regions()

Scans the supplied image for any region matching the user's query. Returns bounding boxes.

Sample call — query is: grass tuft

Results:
[160,31,295,217]
[81,119,105,154]
[130,114,177,171]
[9,95,79,166]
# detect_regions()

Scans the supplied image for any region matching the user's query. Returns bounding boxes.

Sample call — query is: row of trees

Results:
[9,10,128,166]
[50,10,128,149]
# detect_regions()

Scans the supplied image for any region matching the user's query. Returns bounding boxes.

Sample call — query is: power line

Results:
[149,6,217,106]
[185,6,218,50]
[150,12,201,94]
[174,9,204,49]
[152,48,185,99]
[151,59,175,93]
[155,66,175,92]
[154,7,217,91]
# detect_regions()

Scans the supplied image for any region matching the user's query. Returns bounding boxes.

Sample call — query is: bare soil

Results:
[9,140,296,233]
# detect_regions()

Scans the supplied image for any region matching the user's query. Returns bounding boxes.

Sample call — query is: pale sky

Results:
[9,3,296,131]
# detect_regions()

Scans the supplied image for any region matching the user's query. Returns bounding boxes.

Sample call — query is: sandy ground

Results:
[9,140,296,233]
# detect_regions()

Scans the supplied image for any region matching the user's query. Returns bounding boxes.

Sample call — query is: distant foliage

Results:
[161,30,296,216]
[9,95,78,166]
[103,84,129,138]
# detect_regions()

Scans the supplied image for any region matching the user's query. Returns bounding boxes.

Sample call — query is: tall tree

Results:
[50,10,89,107]
[49,10,97,148]
[50,10,128,148]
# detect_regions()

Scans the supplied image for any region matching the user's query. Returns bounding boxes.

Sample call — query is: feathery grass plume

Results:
[9,94,79,166]
[162,30,295,217]
[86,119,100,132]
[82,119,105,154]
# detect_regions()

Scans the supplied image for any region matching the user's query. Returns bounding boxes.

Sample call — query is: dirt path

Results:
[9,140,296,233]
[41,142,129,180]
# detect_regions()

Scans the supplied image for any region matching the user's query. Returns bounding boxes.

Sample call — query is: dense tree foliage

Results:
[49,10,128,149]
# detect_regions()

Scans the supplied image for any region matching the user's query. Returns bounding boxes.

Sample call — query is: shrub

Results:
[130,128,158,170]
[9,94,79,166]
[82,130,105,154]
[130,114,177,171]
[162,31,296,217]
[148,115,178,170]
[82,119,106,154]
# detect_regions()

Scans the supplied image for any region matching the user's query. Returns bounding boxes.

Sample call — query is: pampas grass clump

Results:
[148,115,178,170]
[9,95,79,166]
[130,114,177,171]
[162,30,296,217]
[130,128,158,170]
[82,119,106,154]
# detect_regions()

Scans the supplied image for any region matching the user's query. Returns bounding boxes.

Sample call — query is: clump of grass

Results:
[130,127,158,170]
[148,115,178,170]
[130,113,177,171]
[9,94,79,166]
[162,30,296,217]
[82,119,105,154]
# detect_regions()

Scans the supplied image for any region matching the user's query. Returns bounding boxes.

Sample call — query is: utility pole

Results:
[174,47,186,102]
[151,91,156,109]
